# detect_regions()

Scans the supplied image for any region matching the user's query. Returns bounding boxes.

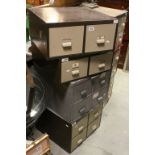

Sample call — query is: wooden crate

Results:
[26,134,51,155]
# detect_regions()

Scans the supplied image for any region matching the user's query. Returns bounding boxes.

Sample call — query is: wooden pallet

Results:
[26,134,51,155]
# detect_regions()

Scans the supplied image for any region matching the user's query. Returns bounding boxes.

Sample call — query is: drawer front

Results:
[71,95,92,123]
[61,58,88,83]
[91,71,110,91]
[87,115,101,137]
[92,89,108,107]
[88,105,102,124]
[72,115,88,138]
[118,16,127,33]
[73,79,92,103]
[85,24,116,53]
[89,52,113,75]
[49,26,84,57]
[71,128,87,152]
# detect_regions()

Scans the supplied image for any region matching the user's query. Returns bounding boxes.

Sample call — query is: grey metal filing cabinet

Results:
[47,77,92,123]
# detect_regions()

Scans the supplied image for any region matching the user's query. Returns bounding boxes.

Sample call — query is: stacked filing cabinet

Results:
[28,6,120,153]
[93,6,128,99]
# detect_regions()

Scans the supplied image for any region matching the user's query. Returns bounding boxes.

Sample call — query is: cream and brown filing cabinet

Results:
[28,6,124,153]
[93,6,128,100]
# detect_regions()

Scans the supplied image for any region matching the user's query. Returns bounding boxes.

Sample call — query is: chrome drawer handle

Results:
[100,80,106,85]
[97,96,103,102]
[78,126,84,133]
[72,70,80,76]
[62,41,72,48]
[79,107,86,114]
[77,138,83,145]
[98,63,105,70]
[81,90,87,98]
[94,112,99,118]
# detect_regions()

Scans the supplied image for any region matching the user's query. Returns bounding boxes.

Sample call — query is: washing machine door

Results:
[26,65,47,131]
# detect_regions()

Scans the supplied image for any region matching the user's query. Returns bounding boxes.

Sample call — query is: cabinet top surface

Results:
[93,6,128,17]
[29,6,115,24]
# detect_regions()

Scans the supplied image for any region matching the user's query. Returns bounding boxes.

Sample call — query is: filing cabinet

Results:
[47,77,92,123]
[61,57,88,83]
[29,6,119,153]
[36,109,88,153]
[89,51,113,75]
[94,6,127,99]
[85,24,116,53]
[28,7,117,59]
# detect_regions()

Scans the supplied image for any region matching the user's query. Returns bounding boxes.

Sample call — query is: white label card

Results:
[88,26,95,32]
[114,19,118,23]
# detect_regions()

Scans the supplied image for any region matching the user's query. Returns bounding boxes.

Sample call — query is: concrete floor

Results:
[31,69,129,155]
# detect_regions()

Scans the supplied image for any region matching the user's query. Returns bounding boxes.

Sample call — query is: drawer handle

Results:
[115,56,119,60]
[94,112,99,118]
[98,63,105,70]
[97,96,103,102]
[80,90,87,98]
[100,80,106,85]
[77,138,83,145]
[62,41,72,49]
[78,126,84,133]
[96,38,105,45]
[122,23,125,27]
[79,107,86,115]
[72,70,80,76]
[92,124,97,130]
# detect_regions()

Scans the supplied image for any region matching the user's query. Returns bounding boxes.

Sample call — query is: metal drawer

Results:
[73,79,92,103]
[88,105,102,124]
[72,115,88,138]
[61,57,88,83]
[49,26,84,57]
[92,89,107,107]
[71,95,92,123]
[71,128,87,152]
[85,24,116,53]
[91,71,110,91]
[87,115,101,137]
[89,52,113,75]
